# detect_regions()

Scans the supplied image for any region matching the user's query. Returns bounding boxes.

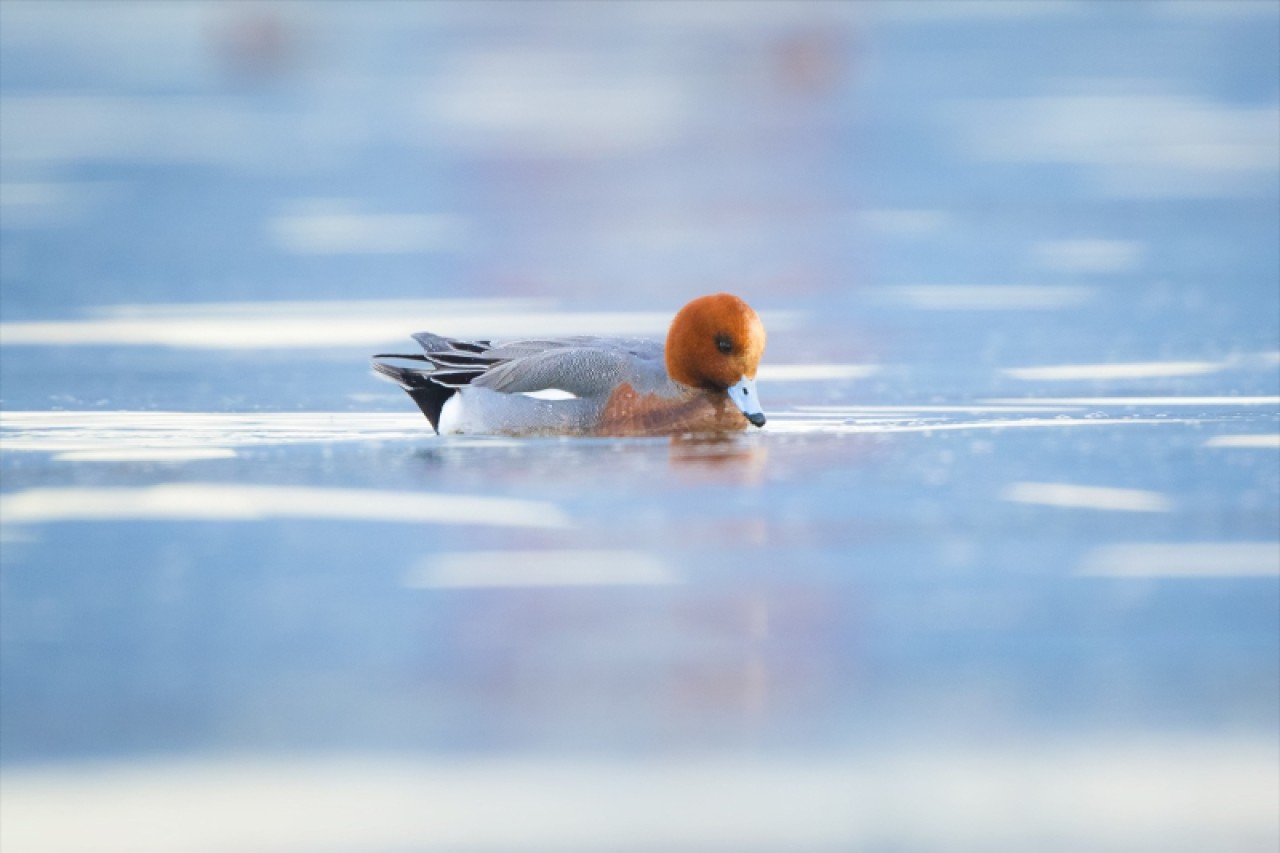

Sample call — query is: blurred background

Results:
[1,2,1278,851]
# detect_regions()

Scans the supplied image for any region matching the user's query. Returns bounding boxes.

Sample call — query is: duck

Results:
[372,293,767,437]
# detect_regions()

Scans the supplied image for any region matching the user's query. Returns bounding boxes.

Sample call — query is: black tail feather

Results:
[371,352,429,361]
[373,334,501,432]
[424,353,492,368]
[371,360,456,433]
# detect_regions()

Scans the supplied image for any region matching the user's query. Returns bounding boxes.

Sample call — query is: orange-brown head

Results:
[665,293,768,427]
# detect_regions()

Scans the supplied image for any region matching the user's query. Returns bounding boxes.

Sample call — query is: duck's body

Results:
[373,293,767,437]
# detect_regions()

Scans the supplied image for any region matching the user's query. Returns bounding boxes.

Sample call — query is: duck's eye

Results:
[715,335,733,355]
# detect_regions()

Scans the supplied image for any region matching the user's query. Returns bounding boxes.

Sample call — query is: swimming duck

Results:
[372,293,767,436]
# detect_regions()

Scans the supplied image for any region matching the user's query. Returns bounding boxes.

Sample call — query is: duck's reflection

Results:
[414,582,849,748]
[668,433,769,484]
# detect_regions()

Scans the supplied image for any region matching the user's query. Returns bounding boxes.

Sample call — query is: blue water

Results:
[2,2,1278,850]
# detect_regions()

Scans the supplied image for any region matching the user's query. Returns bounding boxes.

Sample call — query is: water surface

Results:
[2,2,1278,850]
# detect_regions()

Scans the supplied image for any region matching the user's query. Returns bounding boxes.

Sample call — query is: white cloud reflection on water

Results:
[958,90,1280,198]
[757,364,878,381]
[0,300,802,349]
[1003,361,1229,381]
[267,209,470,255]
[1205,434,1280,449]
[1078,542,1280,578]
[2,739,1275,852]
[52,447,239,463]
[983,396,1280,407]
[407,550,679,589]
[878,285,1093,311]
[1029,238,1145,274]
[1001,481,1173,513]
[0,483,570,529]
[0,180,121,230]
[1003,352,1280,382]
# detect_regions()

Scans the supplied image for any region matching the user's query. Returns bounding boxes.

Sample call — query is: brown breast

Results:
[595,383,748,437]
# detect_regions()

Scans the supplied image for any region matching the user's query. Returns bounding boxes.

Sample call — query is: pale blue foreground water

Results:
[1,3,1278,851]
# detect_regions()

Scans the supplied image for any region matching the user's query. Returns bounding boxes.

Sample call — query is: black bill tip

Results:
[745,412,766,428]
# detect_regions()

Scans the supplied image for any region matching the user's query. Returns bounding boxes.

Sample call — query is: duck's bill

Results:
[727,376,766,428]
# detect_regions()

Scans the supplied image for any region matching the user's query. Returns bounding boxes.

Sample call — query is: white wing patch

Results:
[521,389,578,401]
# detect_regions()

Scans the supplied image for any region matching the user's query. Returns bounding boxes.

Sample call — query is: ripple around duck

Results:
[2,402,1272,456]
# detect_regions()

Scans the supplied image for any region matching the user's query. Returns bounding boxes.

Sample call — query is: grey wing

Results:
[474,338,663,397]
[482,336,658,360]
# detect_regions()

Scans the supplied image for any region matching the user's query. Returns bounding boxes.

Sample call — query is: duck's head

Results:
[665,293,768,428]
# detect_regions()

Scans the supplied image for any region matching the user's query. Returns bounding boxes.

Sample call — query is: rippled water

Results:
[2,3,1279,851]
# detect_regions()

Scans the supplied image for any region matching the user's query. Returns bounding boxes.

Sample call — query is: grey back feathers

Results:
[376,334,668,398]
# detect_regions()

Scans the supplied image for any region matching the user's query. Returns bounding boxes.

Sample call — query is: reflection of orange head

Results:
[212,10,295,79]
[665,294,767,391]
